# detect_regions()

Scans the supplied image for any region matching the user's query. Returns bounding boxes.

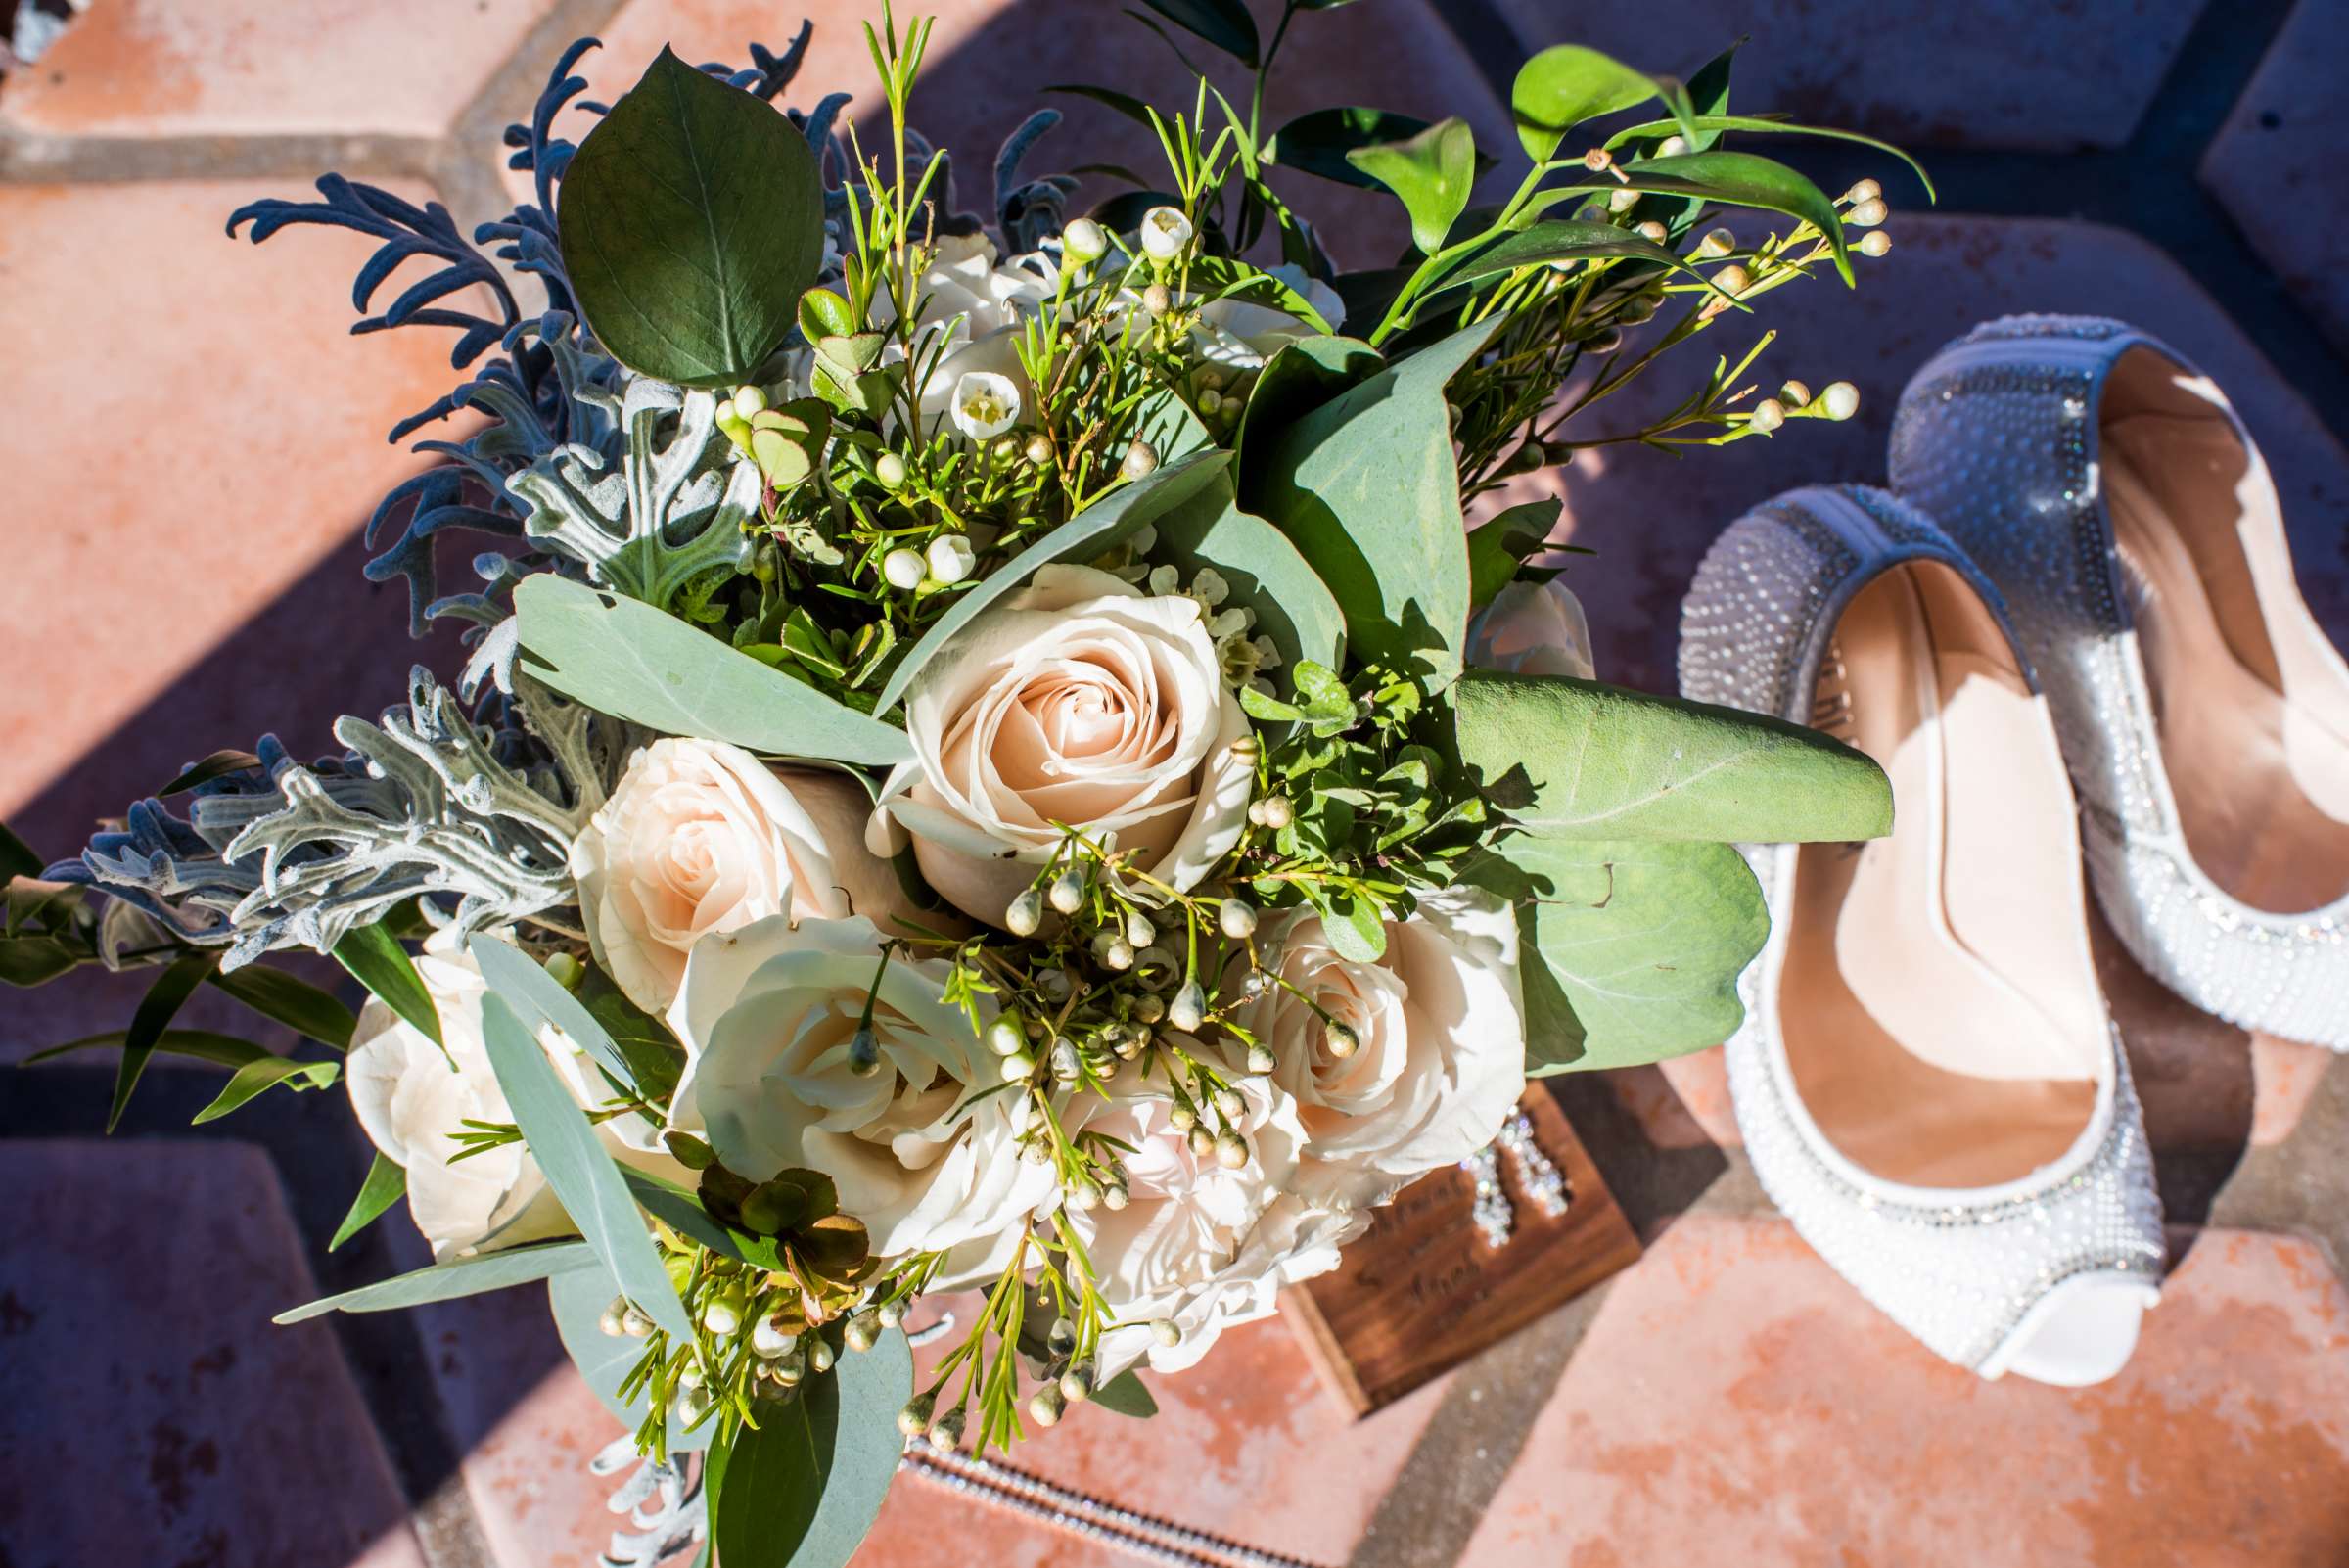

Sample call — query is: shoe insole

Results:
[2103,407,2349,916]
[1779,563,2102,1189]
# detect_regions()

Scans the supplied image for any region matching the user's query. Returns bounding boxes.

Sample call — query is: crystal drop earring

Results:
[1497,1108,1571,1219]
[1461,1142,1512,1249]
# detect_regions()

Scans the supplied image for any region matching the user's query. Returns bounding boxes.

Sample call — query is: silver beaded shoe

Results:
[1891,317,2349,1048]
[1681,484,2165,1385]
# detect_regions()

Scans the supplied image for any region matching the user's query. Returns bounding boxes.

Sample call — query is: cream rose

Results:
[1190,263,1345,370]
[1466,577,1596,680]
[877,564,1254,925]
[1070,1083,1364,1381]
[344,937,679,1261]
[664,914,1055,1260]
[1232,887,1528,1209]
[571,739,911,1015]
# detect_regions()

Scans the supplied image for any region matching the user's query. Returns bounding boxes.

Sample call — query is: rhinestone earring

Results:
[1461,1143,1513,1249]
[1497,1109,1571,1220]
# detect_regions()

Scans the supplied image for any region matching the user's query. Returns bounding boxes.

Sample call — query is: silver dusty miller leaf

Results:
[60,669,626,969]
[506,376,761,616]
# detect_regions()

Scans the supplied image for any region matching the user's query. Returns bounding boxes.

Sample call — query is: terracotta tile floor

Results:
[4,4,2348,1567]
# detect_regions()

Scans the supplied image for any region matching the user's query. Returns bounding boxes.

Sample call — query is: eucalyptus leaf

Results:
[1091,1369,1160,1418]
[274,1240,602,1323]
[1466,498,1561,611]
[558,48,826,386]
[1453,669,1892,843]
[708,1326,913,1568]
[1147,472,1344,682]
[516,574,914,767]
[480,993,692,1340]
[1496,837,1767,1071]
[874,451,1231,715]
[469,932,638,1094]
[1232,335,1381,501]
[1345,116,1478,255]
[332,920,439,1046]
[1511,44,1667,161]
[191,1054,340,1124]
[1246,319,1500,677]
[549,1267,715,1453]
[330,1151,408,1252]
[110,950,218,1132]
[210,960,358,1051]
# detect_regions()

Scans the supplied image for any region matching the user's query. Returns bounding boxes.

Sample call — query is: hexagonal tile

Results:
[2202,0,2349,357]
[0,0,562,138]
[1465,1217,2349,1567]
[0,1139,431,1568]
[531,0,1513,271]
[0,180,477,845]
[1480,0,2206,151]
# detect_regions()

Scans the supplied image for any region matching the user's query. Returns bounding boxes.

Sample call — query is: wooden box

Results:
[1281,1087,1640,1415]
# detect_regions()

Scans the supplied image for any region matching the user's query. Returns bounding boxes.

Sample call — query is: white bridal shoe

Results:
[1891,317,2349,1049]
[1681,484,2165,1385]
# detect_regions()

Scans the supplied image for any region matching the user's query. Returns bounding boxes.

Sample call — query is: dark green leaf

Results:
[558,48,826,386]
[1132,0,1257,66]
[209,962,358,1051]
[1496,837,1767,1071]
[1453,669,1893,842]
[25,1028,269,1070]
[1246,319,1500,677]
[480,994,692,1340]
[110,950,218,1132]
[1345,116,1478,255]
[516,574,914,766]
[0,934,82,988]
[330,921,438,1046]
[1435,218,1731,300]
[275,1239,601,1323]
[330,1151,408,1252]
[471,933,638,1093]
[1517,151,1853,283]
[1467,498,1562,610]
[708,1325,912,1568]
[1268,108,1496,190]
[1511,44,1665,161]
[1091,1369,1160,1418]
[1146,472,1344,683]
[191,1054,340,1124]
[157,750,263,797]
[874,450,1232,715]
[548,1267,717,1453]
[1605,114,1933,201]
[1044,82,1160,131]
[618,1166,783,1271]
[0,819,41,883]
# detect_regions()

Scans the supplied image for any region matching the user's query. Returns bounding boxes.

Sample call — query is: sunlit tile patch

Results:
[1467,1217,2349,1567]
[0,0,560,137]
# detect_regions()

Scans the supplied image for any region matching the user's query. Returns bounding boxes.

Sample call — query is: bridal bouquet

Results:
[7,5,1907,1562]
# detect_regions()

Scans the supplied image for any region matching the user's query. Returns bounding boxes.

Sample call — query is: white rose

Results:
[570,739,914,1016]
[664,914,1055,1260]
[1192,264,1346,370]
[1233,887,1528,1208]
[344,937,679,1261]
[877,564,1254,925]
[1068,1083,1365,1381]
[869,232,1057,437]
[1466,578,1596,680]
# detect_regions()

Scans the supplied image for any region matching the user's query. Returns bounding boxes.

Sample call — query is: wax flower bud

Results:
[1139,206,1195,261]
[1061,216,1109,264]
